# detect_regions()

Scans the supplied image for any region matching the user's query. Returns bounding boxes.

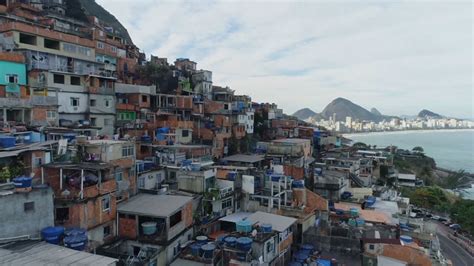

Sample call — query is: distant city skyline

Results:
[98,0,473,119]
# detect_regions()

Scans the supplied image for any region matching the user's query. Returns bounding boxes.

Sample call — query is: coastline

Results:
[343,128,474,137]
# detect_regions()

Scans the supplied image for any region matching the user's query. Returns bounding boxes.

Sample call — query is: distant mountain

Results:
[418,109,443,119]
[292,108,317,120]
[370,108,382,117]
[320,97,383,122]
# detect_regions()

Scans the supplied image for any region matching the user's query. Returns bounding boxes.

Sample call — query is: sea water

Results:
[345,129,474,173]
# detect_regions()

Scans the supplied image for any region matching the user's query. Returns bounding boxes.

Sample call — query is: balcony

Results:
[0,97,33,108]
[116,103,136,111]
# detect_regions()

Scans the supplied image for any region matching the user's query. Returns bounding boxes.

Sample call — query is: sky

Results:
[97,0,473,119]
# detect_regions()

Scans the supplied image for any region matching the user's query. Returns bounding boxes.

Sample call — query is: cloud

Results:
[97,0,473,118]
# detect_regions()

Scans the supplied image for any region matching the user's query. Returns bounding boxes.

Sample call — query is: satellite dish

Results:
[251,229,257,237]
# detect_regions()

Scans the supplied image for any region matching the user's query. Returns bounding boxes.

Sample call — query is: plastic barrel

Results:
[41,226,65,245]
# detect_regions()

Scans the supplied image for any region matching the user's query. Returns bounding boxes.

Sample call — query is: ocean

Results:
[345,129,474,173]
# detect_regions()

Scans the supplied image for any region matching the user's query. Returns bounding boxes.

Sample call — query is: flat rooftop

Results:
[219,211,297,232]
[118,194,193,217]
[0,241,117,265]
[221,154,265,163]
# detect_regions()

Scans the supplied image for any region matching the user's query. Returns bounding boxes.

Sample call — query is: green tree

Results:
[450,199,474,235]
[352,142,368,150]
[412,146,424,153]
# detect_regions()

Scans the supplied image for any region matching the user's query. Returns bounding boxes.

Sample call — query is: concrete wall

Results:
[58,91,88,114]
[138,169,165,190]
[47,72,86,92]
[89,113,115,136]
[164,227,193,264]
[0,187,54,239]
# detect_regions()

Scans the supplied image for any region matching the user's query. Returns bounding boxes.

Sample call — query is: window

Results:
[222,198,232,209]
[111,46,117,53]
[104,99,111,107]
[70,97,79,106]
[122,146,134,157]
[369,244,375,250]
[266,241,274,253]
[170,210,182,227]
[97,42,104,49]
[138,177,145,188]
[90,99,96,106]
[53,74,65,84]
[115,168,123,181]
[47,110,57,120]
[63,43,77,53]
[128,168,135,178]
[104,118,113,126]
[141,95,148,102]
[33,157,42,167]
[24,201,35,212]
[70,76,80,85]
[78,46,91,56]
[103,225,111,237]
[19,33,37,45]
[181,130,189,137]
[90,117,97,126]
[56,207,69,221]
[5,74,18,84]
[102,196,110,212]
[44,38,60,50]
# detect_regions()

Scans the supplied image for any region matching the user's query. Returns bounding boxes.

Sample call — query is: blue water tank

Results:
[41,226,64,245]
[201,243,216,259]
[294,251,309,262]
[63,133,76,142]
[261,224,272,233]
[141,135,152,142]
[0,136,16,148]
[236,237,253,251]
[190,243,201,256]
[301,244,314,253]
[64,228,86,237]
[366,196,376,207]
[12,176,32,188]
[143,161,154,171]
[224,236,237,247]
[227,172,237,181]
[356,218,365,226]
[400,235,413,244]
[292,180,305,188]
[270,175,281,182]
[64,234,88,251]
[289,262,303,266]
[196,235,208,244]
[236,220,252,233]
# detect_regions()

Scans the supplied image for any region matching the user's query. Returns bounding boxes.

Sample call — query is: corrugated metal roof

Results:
[117,194,193,217]
[0,241,117,265]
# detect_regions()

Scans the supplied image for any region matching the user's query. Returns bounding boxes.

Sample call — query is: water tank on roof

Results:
[301,244,314,253]
[41,226,64,245]
[236,220,252,233]
[201,243,216,259]
[292,180,305,188]
[190,243,201,256]
[12,176,32,188]
[227,172,237,181]
[141,222,157,235]
[350,208,359,217]
[0,136,16,148]
[236,237,253,251]
[400,235,413,244]
[261,224,272,233]
[196,235,208,244]
[64,233,88,251]
[294,251,309,263]
[224,236,237,247]
[64,228,86,237]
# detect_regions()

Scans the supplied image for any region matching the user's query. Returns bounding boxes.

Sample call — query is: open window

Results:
[44,38,60,50]
[169,210,182,227]
[70,76,80,85]
[19,33,37,45]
